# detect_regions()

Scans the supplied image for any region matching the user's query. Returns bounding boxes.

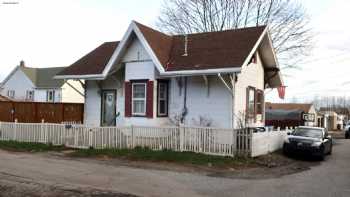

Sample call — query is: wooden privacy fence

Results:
[0,101,84,124]
[0,122,253,157]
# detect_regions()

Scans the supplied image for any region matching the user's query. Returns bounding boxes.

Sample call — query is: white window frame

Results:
[7,90,15,98]
[26,90,35,101]
[46,90,55,102]
[131,82,147,116]
[157,81,168,117]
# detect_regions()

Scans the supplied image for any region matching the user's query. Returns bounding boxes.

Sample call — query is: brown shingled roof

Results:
[265,102,313,113]
[134,22,173,68]
[167,26,265,71]
[134,22,266,71]
[57,42,119,76]
[57,22,266,76]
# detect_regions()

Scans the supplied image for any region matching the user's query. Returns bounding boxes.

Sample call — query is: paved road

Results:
[0,140,349,197]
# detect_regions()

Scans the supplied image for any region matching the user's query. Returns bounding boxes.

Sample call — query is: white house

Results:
[55,21,283,128]
[0,61,84,103]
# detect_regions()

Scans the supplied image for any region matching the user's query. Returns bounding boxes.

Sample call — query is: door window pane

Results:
[102,91,116,126]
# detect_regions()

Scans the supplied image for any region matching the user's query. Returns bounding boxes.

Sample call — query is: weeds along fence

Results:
[0,122,255,157]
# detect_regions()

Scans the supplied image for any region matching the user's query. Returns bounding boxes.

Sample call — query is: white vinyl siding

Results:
[234,52,265,127]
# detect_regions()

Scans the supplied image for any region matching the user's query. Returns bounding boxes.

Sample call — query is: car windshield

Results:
[293,128,323,139]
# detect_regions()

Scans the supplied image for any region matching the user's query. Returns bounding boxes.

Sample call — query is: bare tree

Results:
[157,0,313,69]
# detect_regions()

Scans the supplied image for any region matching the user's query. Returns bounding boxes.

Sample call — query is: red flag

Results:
[277,86,286,99]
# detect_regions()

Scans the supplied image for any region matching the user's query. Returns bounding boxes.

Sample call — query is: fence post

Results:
[232,128,236,157]
[14,119,18,141]
[248,128,252,157]
[40,119,44,143]
[42,119,49,144]
[179,124,184,152]
[131,125,134,148]
[74,127,79,148]
[0,121,2,141]
[89,129,93,148]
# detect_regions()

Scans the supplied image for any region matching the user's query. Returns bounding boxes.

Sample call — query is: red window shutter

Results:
[146,81,154,118]
[124,82,132,117]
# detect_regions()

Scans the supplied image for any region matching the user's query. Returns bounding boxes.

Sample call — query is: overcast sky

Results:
[0,0,349,102]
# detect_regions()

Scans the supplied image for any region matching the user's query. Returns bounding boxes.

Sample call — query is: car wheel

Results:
[318,146,325,161]
[317,151,325,161]
[283,144,289,156]
[328,144,332,155]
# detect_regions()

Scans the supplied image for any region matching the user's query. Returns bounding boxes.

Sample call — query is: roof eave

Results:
[241,25,283,89]
[54,74,105,80]
[160,67,241,77]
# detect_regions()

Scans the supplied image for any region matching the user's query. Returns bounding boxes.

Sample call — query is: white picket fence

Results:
[0,122,255,157]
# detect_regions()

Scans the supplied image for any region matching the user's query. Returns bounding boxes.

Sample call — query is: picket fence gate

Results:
[0,121,253,157]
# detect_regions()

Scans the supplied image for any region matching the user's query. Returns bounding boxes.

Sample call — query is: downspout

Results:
[231,74,236,129]
[181,77,188,123]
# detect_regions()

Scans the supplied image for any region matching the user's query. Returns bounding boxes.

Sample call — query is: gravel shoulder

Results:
[0,175,137,197]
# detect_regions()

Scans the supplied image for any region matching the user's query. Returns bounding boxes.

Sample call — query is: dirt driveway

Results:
[0,140,349,197]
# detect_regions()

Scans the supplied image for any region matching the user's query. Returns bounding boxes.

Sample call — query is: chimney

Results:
[20,60,25,67]
[182,35,188,57]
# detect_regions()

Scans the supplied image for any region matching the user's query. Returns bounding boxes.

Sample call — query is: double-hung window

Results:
[26,90,34,101]
[247,87,256,120]
[7,90,15,98]
[246,87,264,123]
[256,90,264,115]
[47,90,55,102]
[132,83,147,116]
[157,81,168,116]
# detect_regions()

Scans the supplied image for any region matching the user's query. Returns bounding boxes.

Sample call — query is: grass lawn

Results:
[0,141,66,152]
[0,141,256,168]
[69,147,255,167]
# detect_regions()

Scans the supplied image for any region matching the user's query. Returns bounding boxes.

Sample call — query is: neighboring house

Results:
[265,102,317,128]
[55,21,283,128]
[318,110,342,131]
[316,112,329,129]
[0,61,84,103]
[319,107,349,127]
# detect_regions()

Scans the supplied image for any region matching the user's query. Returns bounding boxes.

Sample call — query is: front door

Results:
[101,90,116,126]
